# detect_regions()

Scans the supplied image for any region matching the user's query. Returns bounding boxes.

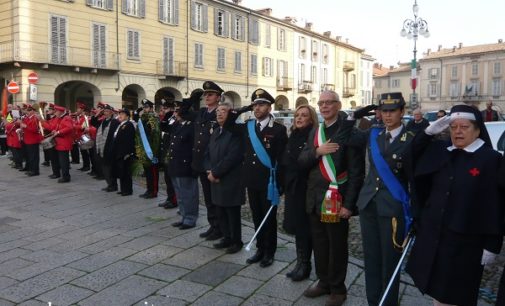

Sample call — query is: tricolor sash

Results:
[138,119,158,164]
[247,120,280,206]
[314,123,348,223]
[369,127,412,236]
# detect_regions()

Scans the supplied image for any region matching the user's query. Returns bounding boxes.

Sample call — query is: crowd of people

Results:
[1,83,505,306]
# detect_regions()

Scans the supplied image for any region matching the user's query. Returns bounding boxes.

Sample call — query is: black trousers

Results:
[48,148,59,176]
[496,268,505,305]
[11,147,23,167]
[216,205,242,244]
[91,147,101,176]
[200,173,220,232]
[310,212,348,295]
[71,143,79,163]
[114,157,133,194]
[80,148,91,168]
[43,148,50,162]
[163,164,176,202]
[0,138,7,154]
[144,164,159,195]
[247,187,277,256]
[98,155,116,188]
[21,143,27,166]
[25,143,40,174]
[57,150,70,179]
[360,200,403,306]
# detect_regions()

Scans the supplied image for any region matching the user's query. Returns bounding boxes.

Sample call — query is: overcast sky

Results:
[247,0,505,66]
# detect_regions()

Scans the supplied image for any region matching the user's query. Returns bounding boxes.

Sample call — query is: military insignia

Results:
[203,82,210,89]
[121,125,126,130]
[256,89,265,95]
[400,133,407,142]
[397,162,403,169]
[209,127,213,134]
[392,154,397,159]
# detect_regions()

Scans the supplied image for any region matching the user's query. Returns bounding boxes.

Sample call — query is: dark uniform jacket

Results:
[354,125,415,217]
[298,114,365,215]
[192,107,217,173]
[160,111,175,163]
[206,127,245,207]
[101,118,119,162]
[166,120,195,177]
[406,132,504,304]
[241,117,287,191]
[111,121,135,160]
[406,118,429,135]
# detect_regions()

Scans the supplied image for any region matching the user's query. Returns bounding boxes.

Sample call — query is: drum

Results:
[79,134,95,150]
[41,136,55,150]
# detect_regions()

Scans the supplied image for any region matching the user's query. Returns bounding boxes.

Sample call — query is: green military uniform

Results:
[352,93,414,306]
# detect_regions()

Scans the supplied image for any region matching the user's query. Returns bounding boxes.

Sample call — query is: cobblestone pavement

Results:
[0,155,496,305]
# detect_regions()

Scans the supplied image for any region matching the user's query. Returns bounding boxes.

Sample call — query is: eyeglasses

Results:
[317,100,339,106]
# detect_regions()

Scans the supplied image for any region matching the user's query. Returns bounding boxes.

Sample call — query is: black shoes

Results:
[205,230,223,241]
[102,186,118,192]
[139,192,157,199]
[213,239,231,249]
[225,243,244,254]
[78,167,90,171]
[172,221,183,227]
[57,178,70,183]
[246,251,264,264]
[121,192,133,196]
[48,174,60,179]
[199,228,213,238]
[259,255,274,268]
[179,224,195,230]
[158,200,178,209]
[26,172,39,177]
[41,161,50,166]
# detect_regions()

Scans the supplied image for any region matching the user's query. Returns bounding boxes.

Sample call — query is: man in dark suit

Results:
[192,82,222,241]
[406,108,429,135]
[298,90,365,306]
[111,108,135,196]
[158,99,178,208]
[97,104,120,192]
[354,93,415,306]
[243,88,288,268]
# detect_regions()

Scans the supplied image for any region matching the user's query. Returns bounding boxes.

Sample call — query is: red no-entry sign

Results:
[28,72,39,84]
[7,81,19,94]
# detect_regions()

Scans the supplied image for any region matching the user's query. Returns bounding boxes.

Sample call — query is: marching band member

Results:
[20,104,43,176]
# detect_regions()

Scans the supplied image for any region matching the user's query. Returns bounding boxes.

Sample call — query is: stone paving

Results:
[0,155,494,306]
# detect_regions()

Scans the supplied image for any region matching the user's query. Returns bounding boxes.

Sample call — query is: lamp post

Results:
[400,0,429,110]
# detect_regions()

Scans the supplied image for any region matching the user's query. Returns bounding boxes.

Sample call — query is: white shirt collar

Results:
[385,125,403,142]
[257,116,270,131]
[446,138,485,152]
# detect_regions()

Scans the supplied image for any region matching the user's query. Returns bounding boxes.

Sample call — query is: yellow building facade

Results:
[0,0,365,111]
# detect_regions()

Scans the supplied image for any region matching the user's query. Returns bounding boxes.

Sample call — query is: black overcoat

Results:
[192,107,217,173]
[206,127,245,207]
[406,132,504,305]
[166,121,195,177]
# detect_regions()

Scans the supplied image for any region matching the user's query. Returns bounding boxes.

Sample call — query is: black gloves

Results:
[353,105,378,119]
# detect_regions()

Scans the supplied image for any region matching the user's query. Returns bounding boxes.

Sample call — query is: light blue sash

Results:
[247,120,280,206]
[138,119,158,164]
[370,127,411,236]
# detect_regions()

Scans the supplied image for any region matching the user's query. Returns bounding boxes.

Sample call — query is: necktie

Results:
[384,132,392,151]
[257,122,261,131]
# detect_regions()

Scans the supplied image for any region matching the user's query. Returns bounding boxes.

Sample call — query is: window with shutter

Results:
[127,29,140,60]
[492,79,502,96]
[123,0,143,17]
[265,24,271,48]
[235,51,241,72]
[263,57,272,77]
[88,0,110,9]
[217,48,225,71]
[195,43,203,67]
[277,28,285,51]
[163,37,174,74]
[192,1,207,32]
[159,0,177,24]
[250,54,257,75]
[50,15,67,64]
[92,23,107,68]
[232,14,243,41]
[215,9,226,36]
[106,0,113,10]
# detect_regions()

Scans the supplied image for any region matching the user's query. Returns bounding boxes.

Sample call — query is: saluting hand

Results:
[316,139,340,158]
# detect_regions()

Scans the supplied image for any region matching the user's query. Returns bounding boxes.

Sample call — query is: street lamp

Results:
[400,0,429,109]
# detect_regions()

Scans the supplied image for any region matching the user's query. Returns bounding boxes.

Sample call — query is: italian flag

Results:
[411,59,417,90]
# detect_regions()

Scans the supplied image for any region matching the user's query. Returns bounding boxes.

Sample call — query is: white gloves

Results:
[481,249,498,265]
[425,116,451,136]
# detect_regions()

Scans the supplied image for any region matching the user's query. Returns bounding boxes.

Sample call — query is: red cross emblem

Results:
[469,167,480,177]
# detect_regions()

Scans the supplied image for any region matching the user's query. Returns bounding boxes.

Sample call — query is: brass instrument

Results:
[31,102,46,136]
[78,114,94,150]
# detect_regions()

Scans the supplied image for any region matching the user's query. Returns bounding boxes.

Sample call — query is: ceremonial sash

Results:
[369,127,412,236]
[247,120,280,206]
[138,119,158,164]
[314,123,348,223]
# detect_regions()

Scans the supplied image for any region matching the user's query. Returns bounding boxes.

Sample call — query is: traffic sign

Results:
[7,81,19,94]
[27,72,39,84]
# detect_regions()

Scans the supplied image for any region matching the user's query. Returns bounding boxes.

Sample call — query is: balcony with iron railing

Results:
[156,60,188,79]
[321,83,335,91]
[298,81,313,93]
[343,87,356,97]
[0,40,120,71]
[276,76,293,91]
[343,61,355,71]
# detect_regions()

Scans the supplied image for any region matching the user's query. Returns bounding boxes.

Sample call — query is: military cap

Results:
[102,104,113,111]
[251,88,275,105]
[141,99,154,108]
[202,81,224,94]
[118,107,131,116]
[161,98,175,108]
[378,92,406,111]
[54,105,66,112]
[76,102,87,110]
